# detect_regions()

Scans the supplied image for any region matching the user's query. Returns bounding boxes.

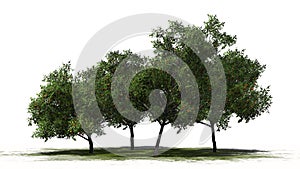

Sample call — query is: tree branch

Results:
[198,121,211,127]
[77,134,88,141]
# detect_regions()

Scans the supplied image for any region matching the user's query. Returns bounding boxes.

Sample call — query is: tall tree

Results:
[150,15,272,152]
[202,15,272,152]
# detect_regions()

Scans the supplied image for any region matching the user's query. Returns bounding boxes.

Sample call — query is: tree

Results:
[202,15,272,152]
[150,20,218,153]
[131,68,181,155]
[28,62,103,153]
[129,51,201,155]
[150,15,272,152]
[95,50,147,150]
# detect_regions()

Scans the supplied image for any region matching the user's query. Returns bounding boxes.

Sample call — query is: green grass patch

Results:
[26,147,276,161]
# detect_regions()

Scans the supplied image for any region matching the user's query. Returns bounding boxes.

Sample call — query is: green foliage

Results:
[131,68,181,126]
[220,49,272,128]
[149,14,272,130]
[28,61,104,144]
[202,14,237,51]
[28,62,83,141]
[95,50,147,129]
[28,15,272,152]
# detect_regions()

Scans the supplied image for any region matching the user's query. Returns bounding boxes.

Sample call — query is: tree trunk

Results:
[129,125,134,150]
[154,124,165,156]
[210,122,217,152]
[87,135,94,154]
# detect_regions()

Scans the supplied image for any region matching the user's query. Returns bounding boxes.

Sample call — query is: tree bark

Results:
[154,124,165,156]
[129,125,134,150]
[210,122,217,152]
[87,135,94,154]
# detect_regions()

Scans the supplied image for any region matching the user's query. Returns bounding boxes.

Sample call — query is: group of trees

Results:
[28,15,272,154]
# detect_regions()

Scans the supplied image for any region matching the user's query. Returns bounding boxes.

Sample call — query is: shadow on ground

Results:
[28,147,274,161]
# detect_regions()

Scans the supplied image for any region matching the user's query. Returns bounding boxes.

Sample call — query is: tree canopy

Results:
[95,50,148,150]
[149,15,272,152]
[28,62,103,153]
[28,14,272,154]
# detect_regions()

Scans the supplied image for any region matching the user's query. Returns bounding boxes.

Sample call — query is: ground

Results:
[26,147,275,161]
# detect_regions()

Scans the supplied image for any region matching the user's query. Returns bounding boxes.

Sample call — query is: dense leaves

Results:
[28,15,272,154]
[28,62,103,153]
[95,50,148,150]
[28,62,82,141]
[149,15,272,152]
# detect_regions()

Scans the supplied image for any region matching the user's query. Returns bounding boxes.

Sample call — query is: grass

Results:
[26,147,276,161]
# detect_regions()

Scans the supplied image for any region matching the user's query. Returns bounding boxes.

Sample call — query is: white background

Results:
[0,0,300,168]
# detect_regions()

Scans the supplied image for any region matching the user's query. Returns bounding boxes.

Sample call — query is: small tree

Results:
[28,62,103,153]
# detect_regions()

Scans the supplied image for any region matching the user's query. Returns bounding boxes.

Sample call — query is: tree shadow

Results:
[30,147,272,161]
[37,149,113,156]
[156,148,268,158]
